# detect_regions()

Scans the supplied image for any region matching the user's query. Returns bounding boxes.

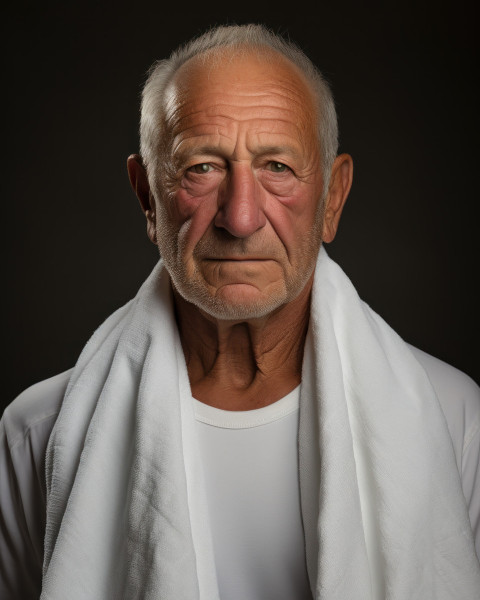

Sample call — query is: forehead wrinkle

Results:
[180,91,311,120]
[173,120,306,157]
[168,79,314,123]
[206,103,306,120]
[229,86,313,113]
[247,122,315,157]
[170,117,237,148]
[172,107,308,137]
[170,48,318,119]
[169,111,307,158]
[172,116,316,164]
[172,133,235,159]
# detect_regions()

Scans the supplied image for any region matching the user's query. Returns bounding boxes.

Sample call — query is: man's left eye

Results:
[189,163,213,174]
[267,162,289,173]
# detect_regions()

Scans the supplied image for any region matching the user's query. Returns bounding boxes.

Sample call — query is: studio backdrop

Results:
[4,1,478,412]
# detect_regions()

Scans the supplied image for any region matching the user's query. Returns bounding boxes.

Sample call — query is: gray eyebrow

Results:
[253,145,302,160]
[174,143,302,163]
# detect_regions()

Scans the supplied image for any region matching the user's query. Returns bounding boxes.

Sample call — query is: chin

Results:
[202,298,286,321]
[173,278,290,321]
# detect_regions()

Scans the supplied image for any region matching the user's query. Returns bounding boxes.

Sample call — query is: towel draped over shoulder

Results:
[41,247,480,599]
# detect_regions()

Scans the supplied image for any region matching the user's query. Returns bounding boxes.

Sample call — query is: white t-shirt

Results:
[195,387,312,599]
[1,345,479,599]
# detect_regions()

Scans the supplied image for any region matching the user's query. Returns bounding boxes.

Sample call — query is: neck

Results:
[173,278,312,411]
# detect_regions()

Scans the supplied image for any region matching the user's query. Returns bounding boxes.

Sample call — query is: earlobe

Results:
[322,153,353,243]
[145,209,157,245]
[127,154,157,245]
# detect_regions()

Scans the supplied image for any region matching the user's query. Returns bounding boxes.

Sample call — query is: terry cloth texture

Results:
[41,247,480,599]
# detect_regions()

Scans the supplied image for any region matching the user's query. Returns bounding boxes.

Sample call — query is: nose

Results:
[214,164,266,238]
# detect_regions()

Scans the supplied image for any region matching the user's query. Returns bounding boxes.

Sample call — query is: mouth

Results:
[204,257,272,262]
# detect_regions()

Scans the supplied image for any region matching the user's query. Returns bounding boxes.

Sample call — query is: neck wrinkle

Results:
[173,281,312,410]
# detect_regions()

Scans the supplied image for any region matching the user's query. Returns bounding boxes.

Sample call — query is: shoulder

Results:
[2,369,73,450]
[0,370,73,598]
[409,344,479,404]
[408,344,480,470]
[407,347,480,559]
[408,344,480,425]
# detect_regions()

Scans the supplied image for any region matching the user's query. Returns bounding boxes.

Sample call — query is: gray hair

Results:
[140,24,338,189]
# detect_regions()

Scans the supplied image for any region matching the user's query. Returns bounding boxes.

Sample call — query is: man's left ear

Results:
[322,153,353,243]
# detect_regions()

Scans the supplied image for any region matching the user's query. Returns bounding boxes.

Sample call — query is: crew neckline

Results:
[193,386,301,429]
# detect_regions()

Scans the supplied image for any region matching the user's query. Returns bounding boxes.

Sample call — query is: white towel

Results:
[41,247,480,599]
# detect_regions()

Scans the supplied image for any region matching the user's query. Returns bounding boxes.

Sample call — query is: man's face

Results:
[152,50,325,320]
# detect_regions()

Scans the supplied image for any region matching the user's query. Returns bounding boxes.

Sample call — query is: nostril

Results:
[214,201,266,238]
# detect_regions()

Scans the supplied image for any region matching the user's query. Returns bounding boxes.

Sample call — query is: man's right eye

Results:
[188,163,213,174]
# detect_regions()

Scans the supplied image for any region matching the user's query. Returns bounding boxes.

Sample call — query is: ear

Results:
[322,153,353,243]
[127,154,157,244]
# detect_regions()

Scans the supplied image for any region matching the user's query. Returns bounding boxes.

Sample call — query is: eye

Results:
[188,163,213,174]
[267,161,289,173]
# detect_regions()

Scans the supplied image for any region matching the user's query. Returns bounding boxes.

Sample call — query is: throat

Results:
[173,279,312,411]
[190,357,302,411]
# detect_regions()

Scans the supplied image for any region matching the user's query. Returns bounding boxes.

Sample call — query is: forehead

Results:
[163,48,318,153]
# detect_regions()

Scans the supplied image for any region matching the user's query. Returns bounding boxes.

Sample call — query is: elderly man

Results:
[1,24,479,600]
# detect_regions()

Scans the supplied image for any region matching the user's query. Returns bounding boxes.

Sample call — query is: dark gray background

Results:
[4,1,478,412]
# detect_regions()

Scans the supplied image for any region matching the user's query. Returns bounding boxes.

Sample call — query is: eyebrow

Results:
[176,145,226,159]
[174,143,302,163]
[253,145,302,161]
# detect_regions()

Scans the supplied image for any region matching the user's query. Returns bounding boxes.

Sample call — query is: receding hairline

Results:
[170,42,317,87]
[163,44,320,129]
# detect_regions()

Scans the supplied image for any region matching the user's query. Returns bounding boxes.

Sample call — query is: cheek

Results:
[264,189,322,261]
[173,188,219,255]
